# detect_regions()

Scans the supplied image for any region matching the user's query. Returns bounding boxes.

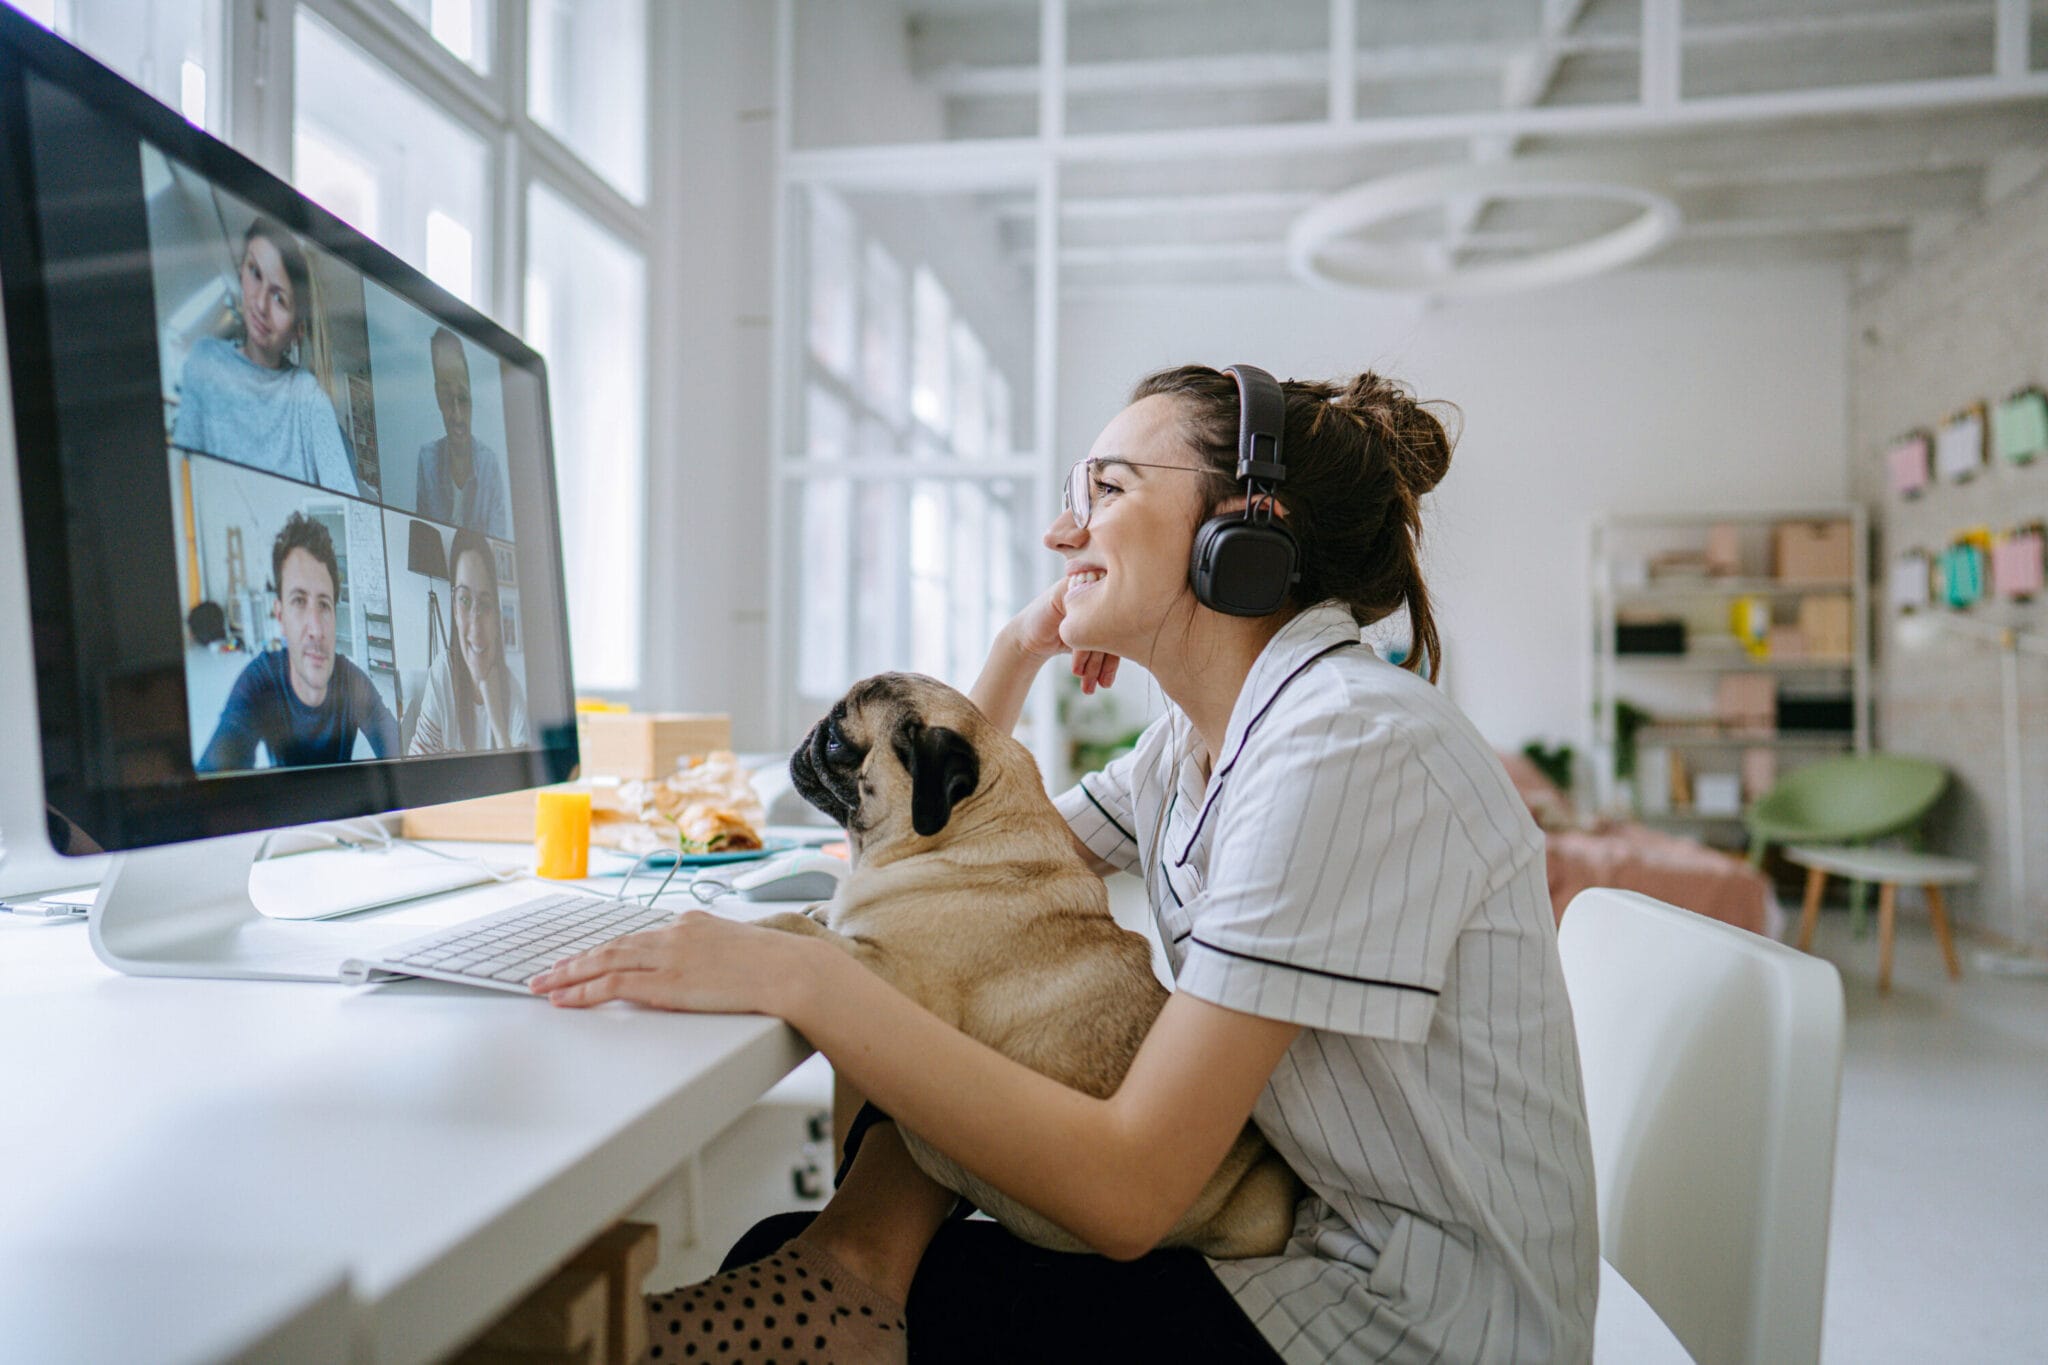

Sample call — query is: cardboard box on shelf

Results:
[1767,625,1807,660]
[577,712,731,780]
[1704,522,1741,577]
[1797,594,1854,660]
[1695,772,1744,817]
[1715,673,1776,733]
[1772,520,1854,584]
[1742,747,1778,802]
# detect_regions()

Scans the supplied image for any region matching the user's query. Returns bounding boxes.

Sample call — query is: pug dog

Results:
[763,671,1301,1259]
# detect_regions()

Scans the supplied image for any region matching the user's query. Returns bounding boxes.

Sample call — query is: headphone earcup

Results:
[1190,515,1299,617]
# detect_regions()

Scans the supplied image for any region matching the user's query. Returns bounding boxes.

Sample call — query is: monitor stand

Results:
[91,832,421,982]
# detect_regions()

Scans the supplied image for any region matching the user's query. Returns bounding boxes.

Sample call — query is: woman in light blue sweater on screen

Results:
[171,215,359,495]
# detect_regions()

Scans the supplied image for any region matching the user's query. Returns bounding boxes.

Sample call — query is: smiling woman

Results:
[537,364,1595,1365]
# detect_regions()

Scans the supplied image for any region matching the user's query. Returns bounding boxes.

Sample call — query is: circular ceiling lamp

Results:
[1286,157,1681,297]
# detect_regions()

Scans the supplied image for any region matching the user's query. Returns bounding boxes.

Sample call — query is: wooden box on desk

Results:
[577,712,730,780]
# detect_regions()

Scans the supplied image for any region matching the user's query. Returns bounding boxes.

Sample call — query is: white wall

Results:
[1059,263,1851,754]
[1850,165,2048,942]
[635,0,777,746]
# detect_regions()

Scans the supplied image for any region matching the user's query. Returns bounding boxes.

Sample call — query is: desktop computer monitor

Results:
[0,8,580,978]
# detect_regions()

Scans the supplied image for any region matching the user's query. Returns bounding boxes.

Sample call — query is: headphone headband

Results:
[1223,364,1287,485]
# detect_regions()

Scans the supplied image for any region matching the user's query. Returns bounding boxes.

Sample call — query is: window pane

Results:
[526,184,647,692]
[797,479,851,699]
[34,0,224,133]
[805,189,857,382]
[909,481,947,679]
[527,0,647,203]
[294,12,489,306]
[861,241,907,426]
[986,369,1013,458]
[389,0,496,75]
[805,384,850,460]
[950,484,985,684]
[852,481,902,679]
[910,269,950,438]
[949,323,985,460]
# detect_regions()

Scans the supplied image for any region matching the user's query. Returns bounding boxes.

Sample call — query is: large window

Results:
[526,186,646,692]
[787,187,1033,714]
[293,13,489,305]
[16,0,661,698]
[15,0,223,131]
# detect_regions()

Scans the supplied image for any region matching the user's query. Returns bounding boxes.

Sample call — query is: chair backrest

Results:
[1748,752,1947,843]
[1559,889,1845,1365]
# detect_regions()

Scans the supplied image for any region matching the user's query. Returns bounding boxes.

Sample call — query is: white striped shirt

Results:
[1054,602,1599,1363]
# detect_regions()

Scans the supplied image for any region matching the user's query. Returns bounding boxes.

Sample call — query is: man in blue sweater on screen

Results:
[198,512,398,772]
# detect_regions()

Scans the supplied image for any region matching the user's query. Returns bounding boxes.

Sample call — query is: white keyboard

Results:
[340,890,675,993]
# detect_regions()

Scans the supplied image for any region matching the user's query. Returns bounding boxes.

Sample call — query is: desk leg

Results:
[1797,866,1827,952]
[1925,884,1962,980]
[1877,882,1898,993]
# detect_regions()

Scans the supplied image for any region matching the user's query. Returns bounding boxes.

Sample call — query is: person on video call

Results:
[170,216,361,495]
[412,328,511,538]
[408,528,528,755]
[198,512,398,772]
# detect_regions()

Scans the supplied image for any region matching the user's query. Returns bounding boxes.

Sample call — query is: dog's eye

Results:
[824,719,847,760]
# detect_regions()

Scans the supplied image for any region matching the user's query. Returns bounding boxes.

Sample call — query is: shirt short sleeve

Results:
[1053,715,1166,875]
[1175,702,1500,1043]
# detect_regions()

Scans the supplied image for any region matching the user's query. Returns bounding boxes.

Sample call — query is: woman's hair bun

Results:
[1330,371,1454,497]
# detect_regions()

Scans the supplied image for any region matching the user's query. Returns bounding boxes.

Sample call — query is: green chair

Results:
[1744,754,1948,935]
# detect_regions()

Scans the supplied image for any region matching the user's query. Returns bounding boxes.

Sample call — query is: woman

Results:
[408,529,528,754]
[171,215,359,494]
[533,367,1598,1363]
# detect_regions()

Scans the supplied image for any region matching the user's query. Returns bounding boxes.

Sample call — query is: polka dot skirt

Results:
[641,1237,908,1365]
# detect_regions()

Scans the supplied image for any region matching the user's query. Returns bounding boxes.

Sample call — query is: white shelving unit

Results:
[1591,507,1871,841]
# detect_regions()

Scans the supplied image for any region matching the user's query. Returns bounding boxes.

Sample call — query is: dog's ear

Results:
[892,720,981,838]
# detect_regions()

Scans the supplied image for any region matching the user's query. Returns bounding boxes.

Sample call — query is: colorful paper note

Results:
[1935,407,1987,483]
[1890,550,1930,612]
[1993,390,2048,465]
[1887,432,1931,497]
[1994,528,2045,600]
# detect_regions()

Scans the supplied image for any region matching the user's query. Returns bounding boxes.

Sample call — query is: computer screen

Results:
[0,9,578,856]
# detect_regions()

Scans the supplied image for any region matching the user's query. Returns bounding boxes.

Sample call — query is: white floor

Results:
[1804,906,2048,1364]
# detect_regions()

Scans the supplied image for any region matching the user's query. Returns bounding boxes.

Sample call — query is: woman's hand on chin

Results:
[530,910,814,1015]
[1009,576,1121,693]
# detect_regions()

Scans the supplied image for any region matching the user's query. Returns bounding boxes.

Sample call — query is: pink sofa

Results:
[1498,753,1775,937]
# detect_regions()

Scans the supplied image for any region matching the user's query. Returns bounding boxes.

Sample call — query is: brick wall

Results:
[1850,166,2048,946]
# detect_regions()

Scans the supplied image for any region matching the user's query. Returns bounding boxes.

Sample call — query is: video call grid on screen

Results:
[144,141,534,776]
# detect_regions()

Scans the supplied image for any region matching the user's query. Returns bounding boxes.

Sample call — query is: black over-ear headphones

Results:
[1189,364,1299,616]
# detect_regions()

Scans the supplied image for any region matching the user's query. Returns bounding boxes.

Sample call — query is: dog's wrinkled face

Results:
[790,673,987,853]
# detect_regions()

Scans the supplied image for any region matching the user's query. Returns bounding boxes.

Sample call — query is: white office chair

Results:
[1559,888,1845,1365]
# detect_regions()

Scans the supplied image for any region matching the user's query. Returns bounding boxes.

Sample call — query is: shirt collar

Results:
[1173,601,1365,867]
[1214,601,1365,770]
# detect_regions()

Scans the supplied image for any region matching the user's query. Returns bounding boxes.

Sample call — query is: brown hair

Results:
[1129,365,1455,680]
[271,510,340,601]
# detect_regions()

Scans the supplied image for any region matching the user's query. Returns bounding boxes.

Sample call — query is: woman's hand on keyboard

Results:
[530,910,808,1014]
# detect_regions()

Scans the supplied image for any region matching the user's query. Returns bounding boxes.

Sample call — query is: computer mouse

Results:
[731,850,849,902]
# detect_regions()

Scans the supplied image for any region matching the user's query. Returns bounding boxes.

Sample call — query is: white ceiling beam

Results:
[925,3,1995,99]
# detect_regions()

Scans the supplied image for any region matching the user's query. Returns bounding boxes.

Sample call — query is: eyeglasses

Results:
[1063,457,1210,530]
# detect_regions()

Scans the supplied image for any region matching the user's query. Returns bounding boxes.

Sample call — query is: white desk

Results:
[0,873,812,1365]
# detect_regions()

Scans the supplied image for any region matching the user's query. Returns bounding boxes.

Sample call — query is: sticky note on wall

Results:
[1935,406,1987,483]
[1887,432,1931,497]
[1993,390,2048,465]
[1994,528,2045,600]
[1890,550,1930,611]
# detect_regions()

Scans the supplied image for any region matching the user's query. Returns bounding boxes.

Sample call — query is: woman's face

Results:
[239,235,299,369]
[1045,393,1215,662]
[453,548,502,683]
